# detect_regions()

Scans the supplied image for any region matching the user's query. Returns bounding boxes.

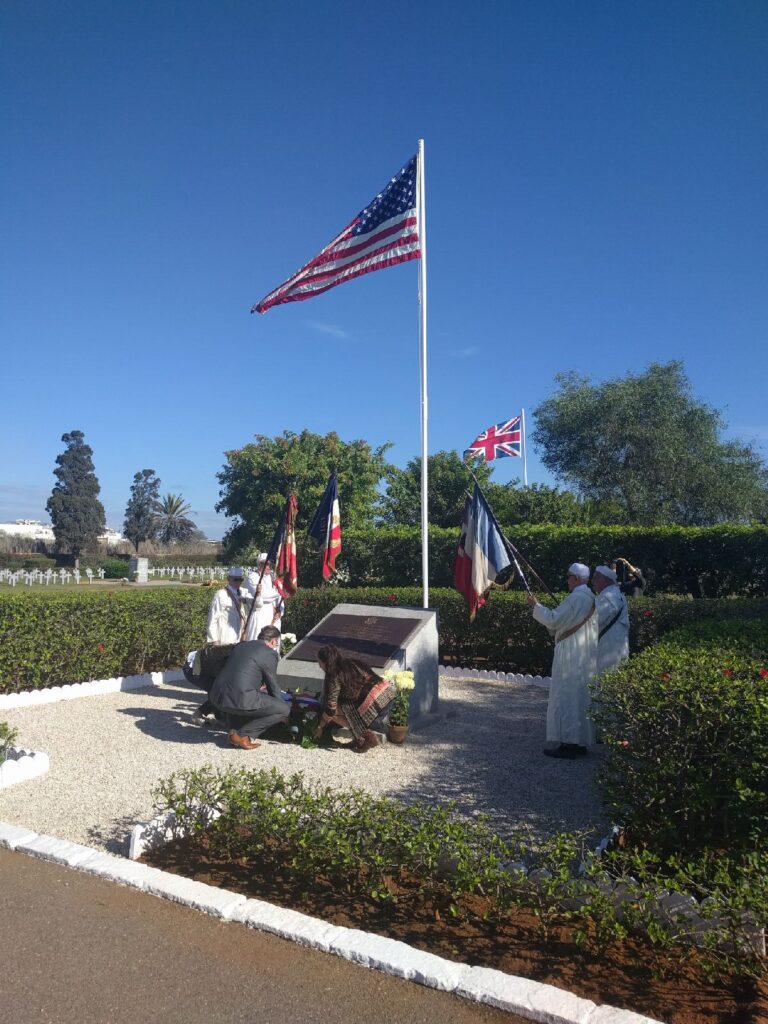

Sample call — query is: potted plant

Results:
[385,669,415,743]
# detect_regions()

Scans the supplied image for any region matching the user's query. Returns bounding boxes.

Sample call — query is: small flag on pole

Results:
[252,155,421,314]
[464,415,522,462]
[308,473,342,580]
[454,484,511,620]
[267,495,299,598]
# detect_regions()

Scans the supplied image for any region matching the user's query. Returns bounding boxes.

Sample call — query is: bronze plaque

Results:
[287,612,421,667]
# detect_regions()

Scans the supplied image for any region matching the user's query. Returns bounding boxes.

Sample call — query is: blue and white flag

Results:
[455,484,511,619]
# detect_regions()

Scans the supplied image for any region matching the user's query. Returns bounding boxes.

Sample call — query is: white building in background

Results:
[0,519,123,545]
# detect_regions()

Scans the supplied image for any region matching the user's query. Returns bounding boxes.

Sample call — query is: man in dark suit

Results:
[209,625,289,750]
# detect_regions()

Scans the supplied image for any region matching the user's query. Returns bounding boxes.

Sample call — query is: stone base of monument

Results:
[277,603,439,725]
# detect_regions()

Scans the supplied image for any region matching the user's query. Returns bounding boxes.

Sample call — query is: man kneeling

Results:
[209,625,288,750]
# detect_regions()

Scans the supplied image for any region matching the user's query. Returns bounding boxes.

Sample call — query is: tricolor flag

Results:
[454,485,511,620]
[267,494,299,598]
[464,415,522,462]
[252,155,421,314]
[308,472,341,580]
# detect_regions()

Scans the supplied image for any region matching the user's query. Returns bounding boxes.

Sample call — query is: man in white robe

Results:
[206,567,249,645]
[527,562,597,758]
[193,567,250,722]
[244,553,283,641]
[592,565,629,676]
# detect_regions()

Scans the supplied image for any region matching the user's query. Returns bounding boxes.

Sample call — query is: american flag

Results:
[252,155,420,314]
[464,415,522,462]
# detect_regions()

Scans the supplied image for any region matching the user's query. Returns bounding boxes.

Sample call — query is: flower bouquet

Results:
[384,669,415,741]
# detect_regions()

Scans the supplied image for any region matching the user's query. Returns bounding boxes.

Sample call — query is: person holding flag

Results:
[308,472,341,579]
[243,494,298,642]
[527,563,598,759]
[244,553,283,639]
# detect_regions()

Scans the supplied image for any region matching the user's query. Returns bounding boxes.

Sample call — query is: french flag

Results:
[454,485,511,620]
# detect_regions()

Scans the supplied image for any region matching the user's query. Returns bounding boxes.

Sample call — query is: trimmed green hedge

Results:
[290,523,768,596]
[594,619,768,860]
[2,584,766,693]
[0,588,211,692]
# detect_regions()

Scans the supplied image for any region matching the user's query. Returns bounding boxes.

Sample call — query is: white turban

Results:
[594,564,617,584]
[568,562,590,580]
[227,566,244,579]
[256,552,268,564]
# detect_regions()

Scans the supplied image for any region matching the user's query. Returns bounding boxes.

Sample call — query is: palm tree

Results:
[154,493,196,545]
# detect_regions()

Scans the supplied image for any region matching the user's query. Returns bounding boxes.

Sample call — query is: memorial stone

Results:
[85,568,94,583]
[277,603,438,723]
[128,557,148,584]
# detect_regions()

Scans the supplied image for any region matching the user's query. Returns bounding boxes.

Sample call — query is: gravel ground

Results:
[0,676,607,855]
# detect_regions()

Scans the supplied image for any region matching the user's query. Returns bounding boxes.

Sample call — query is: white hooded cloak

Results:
[532,583,597,746]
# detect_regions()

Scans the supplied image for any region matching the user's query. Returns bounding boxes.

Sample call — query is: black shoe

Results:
[543,744,587,759]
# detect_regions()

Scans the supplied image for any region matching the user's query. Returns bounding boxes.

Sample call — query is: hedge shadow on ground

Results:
[385,679,608,845]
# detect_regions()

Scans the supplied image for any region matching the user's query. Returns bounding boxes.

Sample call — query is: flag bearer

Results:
[527,563,597,758]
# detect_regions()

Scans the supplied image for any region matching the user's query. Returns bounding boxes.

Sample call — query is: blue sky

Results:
[2,1,766,540]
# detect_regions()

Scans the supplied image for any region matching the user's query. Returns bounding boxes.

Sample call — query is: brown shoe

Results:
[353,730,380,753]
[229,731,260,750]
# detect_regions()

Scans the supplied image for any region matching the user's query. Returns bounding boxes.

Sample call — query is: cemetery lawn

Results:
[144,835,767,1024]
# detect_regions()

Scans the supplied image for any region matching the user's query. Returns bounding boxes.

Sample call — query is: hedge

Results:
[287,523,768,596]
[2,585,767,693]
[594,619,768,861]
[0,588,211,692]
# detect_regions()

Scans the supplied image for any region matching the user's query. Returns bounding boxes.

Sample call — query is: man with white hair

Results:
[527,562,597,758]
[592,565,629,676]
[206,567,249,645]
[244,553,283,640]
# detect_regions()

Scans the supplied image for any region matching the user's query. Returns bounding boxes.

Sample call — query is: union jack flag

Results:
[464,415,522,462]
[252,155,420,314]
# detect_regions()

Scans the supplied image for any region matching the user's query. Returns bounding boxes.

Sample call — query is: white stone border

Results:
[0,748,50,789]
[0,669,184,711]
[440,667,551,687]
[0,820,664,1024]
[0,667,545,714]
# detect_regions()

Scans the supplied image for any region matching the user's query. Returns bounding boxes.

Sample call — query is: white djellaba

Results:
[244,554,282,640]
[531,563,597,747]
[593,565,630,676]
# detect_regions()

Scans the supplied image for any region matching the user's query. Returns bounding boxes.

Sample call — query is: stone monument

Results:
[277,603,438,723]
[128,556,149,584]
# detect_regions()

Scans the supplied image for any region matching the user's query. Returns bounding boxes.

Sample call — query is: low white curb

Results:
[0,747,50,789]
[0,819,665,1024]
[440,667,551,687]
[0,669,185,710]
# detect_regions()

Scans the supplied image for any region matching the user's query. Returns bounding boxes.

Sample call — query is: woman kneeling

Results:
[314,644,396,752]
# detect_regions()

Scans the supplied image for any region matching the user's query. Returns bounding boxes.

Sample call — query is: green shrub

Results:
[0,554,57,572]
[84,556,130,579]
[152,766,766,977]
[278,523,768,596]
[2,586,766,693]
[594,619,768,861]
[0,720,19,761]
[0,588,211,691]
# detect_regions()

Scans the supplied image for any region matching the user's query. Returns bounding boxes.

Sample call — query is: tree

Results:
[46,430,106,567]
[379,451,493,528]
[154,494,196,545]
[533,362,768,526]
[123,469,161,553]
[216,429,392,556]
[486,481,626,526]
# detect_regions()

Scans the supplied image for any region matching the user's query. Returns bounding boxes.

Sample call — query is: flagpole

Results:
[417,138,429,609]
[521,407,528,487]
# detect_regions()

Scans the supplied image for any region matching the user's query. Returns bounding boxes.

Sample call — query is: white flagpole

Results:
[521,408,528,487]
[417,139,429,609]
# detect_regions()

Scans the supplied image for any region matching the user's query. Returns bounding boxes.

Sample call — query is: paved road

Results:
[1,848,529,1024]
